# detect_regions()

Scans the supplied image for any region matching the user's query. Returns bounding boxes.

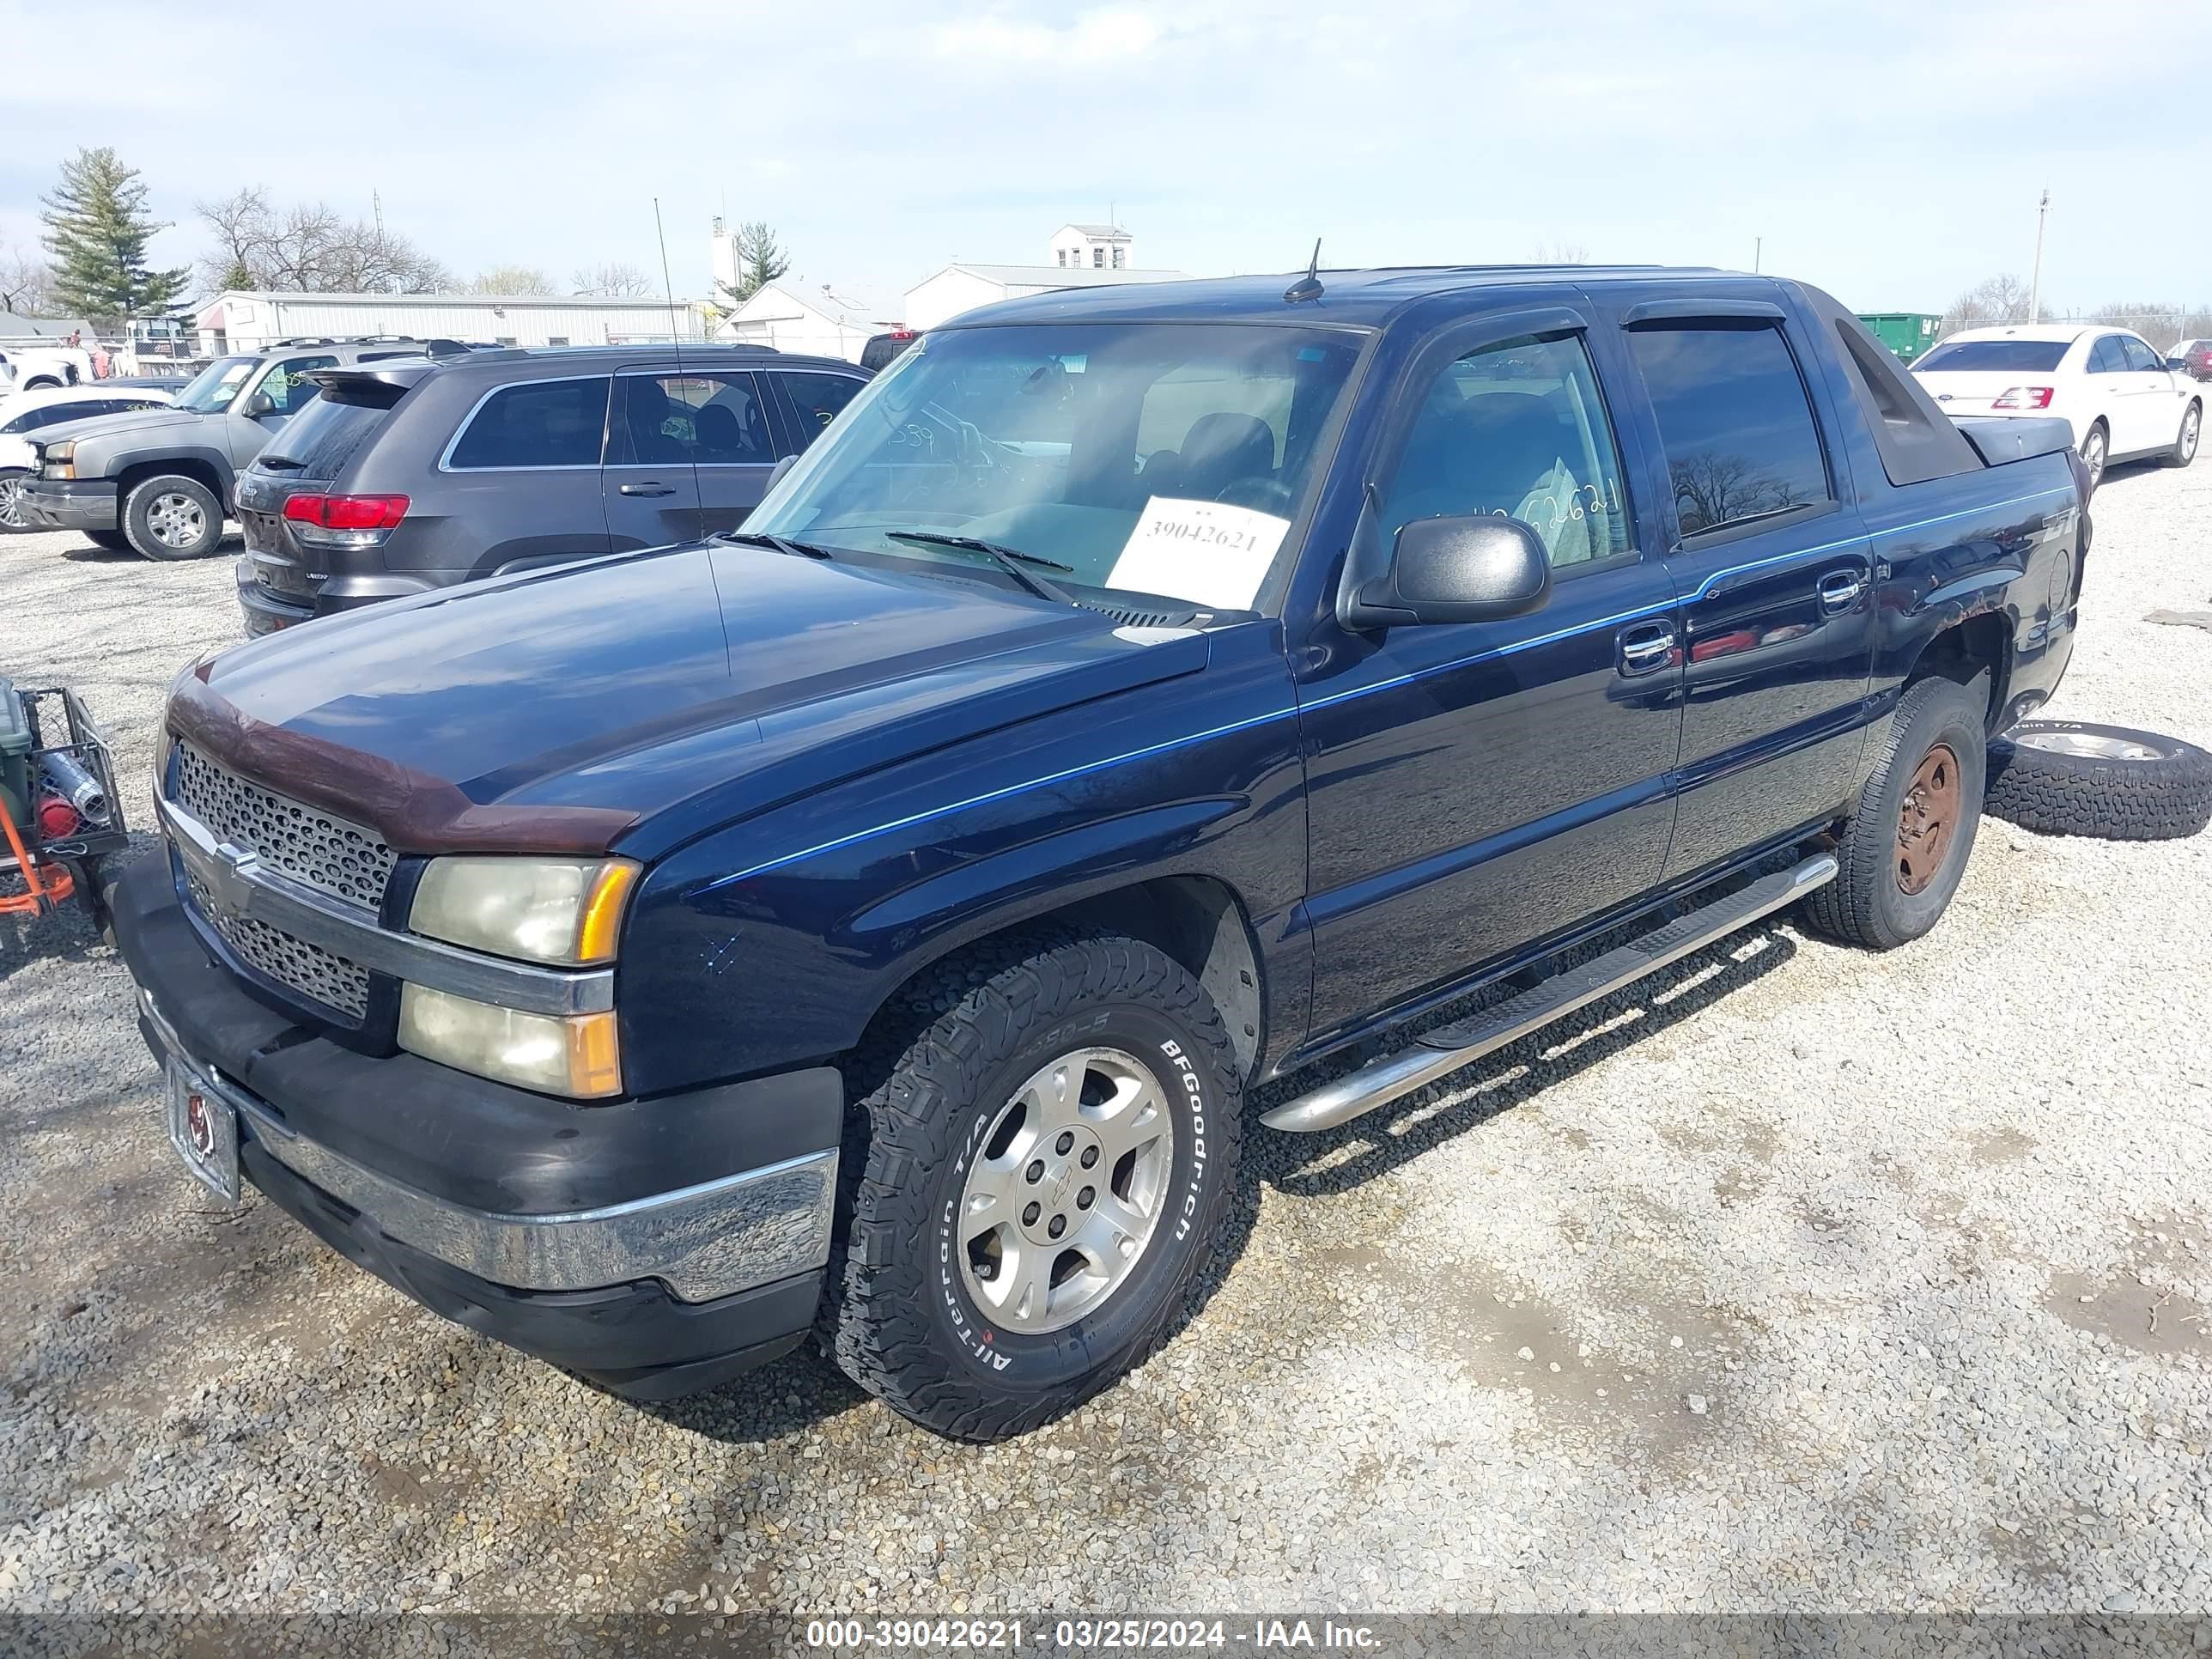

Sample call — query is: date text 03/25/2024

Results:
[805,1620,1383,1650]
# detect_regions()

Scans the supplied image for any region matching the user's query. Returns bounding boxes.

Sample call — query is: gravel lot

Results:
[3,461,2210,1620]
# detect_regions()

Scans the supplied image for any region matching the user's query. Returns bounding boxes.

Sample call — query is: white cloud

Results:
[932,7,1163,64]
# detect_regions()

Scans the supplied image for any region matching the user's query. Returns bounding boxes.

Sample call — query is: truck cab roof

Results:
[949,263,1735,330]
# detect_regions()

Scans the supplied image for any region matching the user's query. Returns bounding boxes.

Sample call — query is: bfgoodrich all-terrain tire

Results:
[823,933,1243,1441]
[1802,676,1986,951]
[1985,721,2212,842]
[122,474,222,561]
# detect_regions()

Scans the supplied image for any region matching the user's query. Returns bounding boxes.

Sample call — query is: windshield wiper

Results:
[713,530,836,561]
[884,530,1076,605]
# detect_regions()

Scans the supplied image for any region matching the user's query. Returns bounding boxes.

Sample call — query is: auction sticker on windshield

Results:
[1106,496,1291,611]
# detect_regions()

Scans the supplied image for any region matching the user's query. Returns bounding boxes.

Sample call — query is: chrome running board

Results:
[1260,853,1838,1134]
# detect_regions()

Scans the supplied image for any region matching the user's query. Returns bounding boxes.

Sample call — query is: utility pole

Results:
[1753,236,1761,274]
[2027,187,2049,322]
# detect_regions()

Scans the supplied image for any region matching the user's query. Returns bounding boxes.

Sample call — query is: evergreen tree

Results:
[218,255,252,292]
[732,222,789,301]
[40,148,189,320]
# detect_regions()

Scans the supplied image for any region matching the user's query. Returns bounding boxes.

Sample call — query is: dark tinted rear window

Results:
[252,390,402,481]
[1627,323,1832,537]
[1913,339,2068,373]
[447,376,610,469]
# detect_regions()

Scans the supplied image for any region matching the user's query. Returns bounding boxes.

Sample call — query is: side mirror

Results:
[1338,507,1553,630]
[240,390,276,418]
[763,453,798,493]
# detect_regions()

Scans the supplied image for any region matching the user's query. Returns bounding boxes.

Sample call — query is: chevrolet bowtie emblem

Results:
[201,841,259,920]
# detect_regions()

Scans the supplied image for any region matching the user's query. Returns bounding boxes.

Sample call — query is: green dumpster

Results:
[1856,313,1942,365]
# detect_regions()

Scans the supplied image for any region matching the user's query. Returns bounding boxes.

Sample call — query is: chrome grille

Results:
[185,871,372,1020]
[173,744,395,909]
[170,743,390,1022]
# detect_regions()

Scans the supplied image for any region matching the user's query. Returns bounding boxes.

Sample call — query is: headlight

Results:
[42,441,76,480]
[399,986,621,1098]
[409,856,638,965]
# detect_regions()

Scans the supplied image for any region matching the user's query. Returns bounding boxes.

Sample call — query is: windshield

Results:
[173,356,259,412]
[750,322,1366,614]
[1913,339,2069,374]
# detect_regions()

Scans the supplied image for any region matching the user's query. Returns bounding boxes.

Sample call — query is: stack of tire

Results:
[1985,721,2212,841]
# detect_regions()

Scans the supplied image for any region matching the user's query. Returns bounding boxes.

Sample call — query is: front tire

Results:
[1802,676,1986,951]
[122,474,222,561]
[824,933,1243,1441]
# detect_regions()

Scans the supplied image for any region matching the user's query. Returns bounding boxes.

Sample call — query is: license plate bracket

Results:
[165,1057,242,1204]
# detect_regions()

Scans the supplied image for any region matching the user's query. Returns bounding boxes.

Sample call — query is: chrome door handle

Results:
[619,482,676,497]
[1619,621,1676,675]
[1817,570,1866,613]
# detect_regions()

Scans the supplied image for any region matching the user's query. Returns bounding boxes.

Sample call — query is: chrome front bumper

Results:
[141,989,837,1304]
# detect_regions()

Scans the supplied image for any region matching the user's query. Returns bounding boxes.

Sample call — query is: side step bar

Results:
[1260,853,1838,1134]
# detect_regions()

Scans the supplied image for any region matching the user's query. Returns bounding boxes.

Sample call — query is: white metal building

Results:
[906,224,1188,330]
[714,281,899,362]
[195,290,707,351]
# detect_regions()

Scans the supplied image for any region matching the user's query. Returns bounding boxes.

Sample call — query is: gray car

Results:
[230,343,870,635]
[17,337,471,560]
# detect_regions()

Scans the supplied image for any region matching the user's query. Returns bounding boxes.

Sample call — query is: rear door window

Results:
[2087,337,2128,374]
[445,376,611,470]
[610,372,774,465]
[1626,324,1832,538]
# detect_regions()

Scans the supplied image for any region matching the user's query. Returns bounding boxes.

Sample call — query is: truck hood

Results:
[32,406,210,451]
[170,543,1208,855]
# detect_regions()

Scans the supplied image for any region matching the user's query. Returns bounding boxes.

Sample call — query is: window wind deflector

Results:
[1624,297,1788,326]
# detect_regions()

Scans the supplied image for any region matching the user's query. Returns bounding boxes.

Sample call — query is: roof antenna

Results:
[1284,240,1324,305]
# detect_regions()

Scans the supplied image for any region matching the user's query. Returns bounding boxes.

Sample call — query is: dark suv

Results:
[233,344,870,634]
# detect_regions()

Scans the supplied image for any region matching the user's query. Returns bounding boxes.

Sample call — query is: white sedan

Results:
[0,383,175,531]
[1911,324,2202,489]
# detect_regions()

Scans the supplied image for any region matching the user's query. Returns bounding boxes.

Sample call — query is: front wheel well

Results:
[857,875,1268,1085]
[118,457,227,509]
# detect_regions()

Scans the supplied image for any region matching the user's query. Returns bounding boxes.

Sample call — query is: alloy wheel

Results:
[957,1046,1176,1335]
[148,492,207,550]
[0,476,26,531]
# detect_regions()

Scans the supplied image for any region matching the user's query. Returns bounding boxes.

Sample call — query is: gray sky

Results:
[3,0,2207,318]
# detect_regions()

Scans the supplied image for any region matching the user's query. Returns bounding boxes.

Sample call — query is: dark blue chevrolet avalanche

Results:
[116,264,2091,1439]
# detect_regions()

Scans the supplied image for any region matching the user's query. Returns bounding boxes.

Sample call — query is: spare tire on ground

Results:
[1985,720,2212,842]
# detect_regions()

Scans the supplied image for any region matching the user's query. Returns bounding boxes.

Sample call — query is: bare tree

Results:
[195,186,453,295]
[1940,273,2033,336]
[572,261,653,298]
[1530,240,1589,265]
[470,265,556,295]
[0,240,55,314]
[2085,301,2192,348]
[1669,451,1802,536]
